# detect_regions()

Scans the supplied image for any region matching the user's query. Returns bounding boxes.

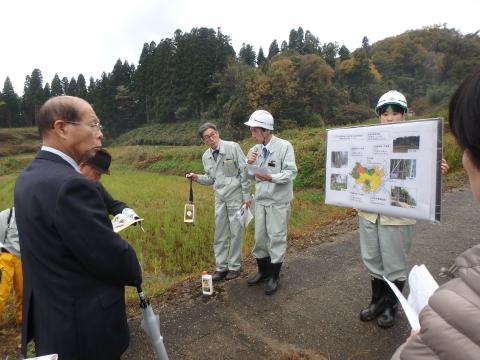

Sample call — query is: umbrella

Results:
[137,287,169,360]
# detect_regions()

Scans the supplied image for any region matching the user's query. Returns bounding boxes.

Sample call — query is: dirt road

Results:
[124,187,480,360]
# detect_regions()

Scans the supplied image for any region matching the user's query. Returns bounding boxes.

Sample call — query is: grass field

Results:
[0,163,351,299]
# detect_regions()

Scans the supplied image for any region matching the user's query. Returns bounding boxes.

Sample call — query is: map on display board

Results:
[325,118,443,222]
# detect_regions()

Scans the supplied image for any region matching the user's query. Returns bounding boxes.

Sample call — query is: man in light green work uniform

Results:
[186,123,251,281]
[244,110,297,295]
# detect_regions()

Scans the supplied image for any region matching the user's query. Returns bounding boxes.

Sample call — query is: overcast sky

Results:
[2,0,479,95]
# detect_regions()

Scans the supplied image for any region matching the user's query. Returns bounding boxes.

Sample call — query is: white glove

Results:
[122,208,140,220]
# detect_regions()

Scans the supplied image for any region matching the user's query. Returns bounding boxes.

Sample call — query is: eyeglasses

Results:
[65,121,103,132]
[202,131,217,140]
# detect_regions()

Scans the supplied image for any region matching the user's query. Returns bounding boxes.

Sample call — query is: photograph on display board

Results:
[393,135,420,153]
[390,159,417,180]
[390,186,417,208]
[331,151,349,168]
[330,174,348,191]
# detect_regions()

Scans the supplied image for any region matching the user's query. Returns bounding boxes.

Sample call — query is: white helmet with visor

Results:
[375,90,408,116]
[244,110,274,130]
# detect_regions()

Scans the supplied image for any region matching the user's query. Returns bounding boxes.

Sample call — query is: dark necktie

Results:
[262,147,268,160]
[212,149,219,161]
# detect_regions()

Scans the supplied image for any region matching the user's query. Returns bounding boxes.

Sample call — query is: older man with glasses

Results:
[14,96,142,359]
[186,123,251,281]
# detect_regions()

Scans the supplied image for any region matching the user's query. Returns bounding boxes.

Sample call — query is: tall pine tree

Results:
[51,74,64,96]
[23,69,45,126]
[66,77,77,96]
[0,77,20,127]
[77,74,88,99]
[268,40,280,59]
[239,43,256,66]
[257,47,266,67]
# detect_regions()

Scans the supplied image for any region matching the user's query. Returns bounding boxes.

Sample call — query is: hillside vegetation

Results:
[0,116,463,188]
[0,127,40,176]
[0,127,39,156]
[2,25,479,140]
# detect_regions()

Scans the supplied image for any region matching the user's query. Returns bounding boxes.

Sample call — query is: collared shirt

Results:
[211,146,220,161]
[263,139,272,153]
[41,146,80,172]
[358,210,416,226]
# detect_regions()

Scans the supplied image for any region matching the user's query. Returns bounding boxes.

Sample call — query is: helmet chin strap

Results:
[261,130,272,145]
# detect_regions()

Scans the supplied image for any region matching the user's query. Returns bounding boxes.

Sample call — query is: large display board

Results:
[325,118,443,222]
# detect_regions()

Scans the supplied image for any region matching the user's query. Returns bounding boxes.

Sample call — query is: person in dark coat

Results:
[79,148,140,218]
[14,96,142,359]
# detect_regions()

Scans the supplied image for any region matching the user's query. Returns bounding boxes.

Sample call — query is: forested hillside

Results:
[1,25,479,141]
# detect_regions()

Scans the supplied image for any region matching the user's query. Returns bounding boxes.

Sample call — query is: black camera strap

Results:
[189,178,194,204]
[2,208,12,244]
[7,208,12,227]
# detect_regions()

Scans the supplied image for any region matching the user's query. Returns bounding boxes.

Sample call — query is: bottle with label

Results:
[201,271,213,295]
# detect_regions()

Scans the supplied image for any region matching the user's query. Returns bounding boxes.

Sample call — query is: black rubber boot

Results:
[359,277,387,321]
[212,270,228,282]
[264,262,282,295]
[247,257,271,285]
[378,280,405,328]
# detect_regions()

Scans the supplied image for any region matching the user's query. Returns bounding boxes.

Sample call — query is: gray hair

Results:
[198,122,217,138]
[37,96,87,136]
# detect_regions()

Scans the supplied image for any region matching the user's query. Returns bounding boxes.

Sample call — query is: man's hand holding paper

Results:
[246,164,271,180]
[236,203,253,228]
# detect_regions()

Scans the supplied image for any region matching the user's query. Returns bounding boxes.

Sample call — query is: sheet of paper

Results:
[384,265,439,331]
[26,355,58,360]
[112,214,144,233]
[247,164,271,176]
[236,204,253,228]
[384,277,421,331]
[407,264,439,315]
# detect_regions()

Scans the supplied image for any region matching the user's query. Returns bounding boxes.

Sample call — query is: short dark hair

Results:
[37,96,84,136]
[449,67,480,168]
[198,122,217,138]
[377,104,407,116]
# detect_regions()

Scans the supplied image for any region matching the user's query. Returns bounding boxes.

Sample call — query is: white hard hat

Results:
[375,90,408,115]
[244,110,274,130]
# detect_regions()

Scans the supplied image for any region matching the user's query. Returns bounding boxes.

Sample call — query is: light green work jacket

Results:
[197,140,251,202]
[248,136,297,205]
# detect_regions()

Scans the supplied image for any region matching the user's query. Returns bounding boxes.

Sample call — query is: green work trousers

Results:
[214,198,243,271]
[253,203,291,264]
[359,216,413,281]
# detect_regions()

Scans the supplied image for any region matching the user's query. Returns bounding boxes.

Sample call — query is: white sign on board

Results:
[325,118,443,222]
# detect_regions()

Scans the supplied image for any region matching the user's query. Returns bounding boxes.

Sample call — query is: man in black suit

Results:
[14,96,142,359]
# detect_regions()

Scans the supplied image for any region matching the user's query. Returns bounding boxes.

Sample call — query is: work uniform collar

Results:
[263,136,275,154]
[209,140,224,159]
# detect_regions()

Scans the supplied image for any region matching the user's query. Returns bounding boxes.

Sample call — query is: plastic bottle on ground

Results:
[201,271,213,295]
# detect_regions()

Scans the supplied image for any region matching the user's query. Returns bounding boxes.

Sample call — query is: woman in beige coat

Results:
[392,68,480,359]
